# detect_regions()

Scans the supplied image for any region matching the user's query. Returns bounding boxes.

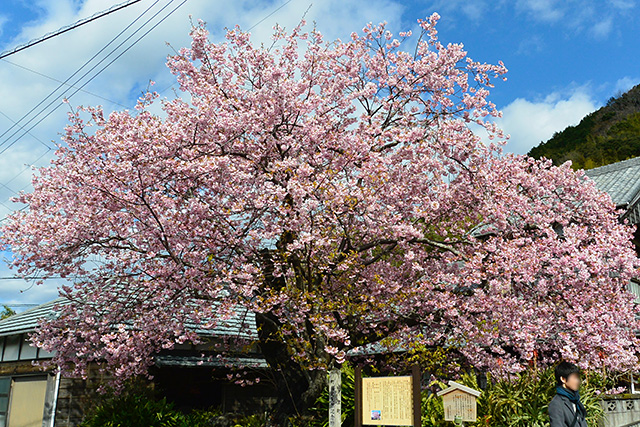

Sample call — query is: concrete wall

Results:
[601,395,640,427]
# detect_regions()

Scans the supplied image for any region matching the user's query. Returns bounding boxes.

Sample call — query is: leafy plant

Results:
[80,381,225,427]
[451,367,605,427]
[79,394,184,427]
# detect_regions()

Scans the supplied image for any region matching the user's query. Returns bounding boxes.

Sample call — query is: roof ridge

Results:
[585,156,640,177]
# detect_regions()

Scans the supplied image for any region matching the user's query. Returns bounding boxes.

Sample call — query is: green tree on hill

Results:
[529,84,640,169]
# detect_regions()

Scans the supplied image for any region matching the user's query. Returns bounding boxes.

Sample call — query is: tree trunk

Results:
[255,311,328,425]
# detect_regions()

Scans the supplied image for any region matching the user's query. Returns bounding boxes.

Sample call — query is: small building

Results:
[585,157,640,302]
[585,157,640,426]
[0,298,274,427]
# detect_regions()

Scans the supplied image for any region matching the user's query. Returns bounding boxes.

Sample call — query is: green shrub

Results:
[80,388,224,427]
[421,377,449,427]
[79,394,185,427]
[309,365,609,427]
[231,413,269,427]
[424,367,605,427]
[81,365,612,427]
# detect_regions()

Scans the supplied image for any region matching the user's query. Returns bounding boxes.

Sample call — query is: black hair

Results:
[555,361,580,386]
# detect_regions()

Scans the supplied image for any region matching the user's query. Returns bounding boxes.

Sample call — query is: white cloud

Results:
[608,0,636,9]
[425,0,489,25]
[459,2,486,21]
[514,0,632,39]
[591,15,613,38]
[0,15,8,37]
[517,34,545,54]
[614,76,640,94]
[497,88,598,155]
[516,0,564,22]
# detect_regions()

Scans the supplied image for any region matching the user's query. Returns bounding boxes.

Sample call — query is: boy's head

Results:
[555,361,581,391]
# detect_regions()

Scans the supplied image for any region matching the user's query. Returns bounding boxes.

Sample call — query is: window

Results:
[0,376,49,427]
[6,376,48,427]
[0,334,55,361]
[18,339,37,360]
[2,337,19,362]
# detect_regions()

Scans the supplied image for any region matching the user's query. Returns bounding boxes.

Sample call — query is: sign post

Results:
[354,365,421,427]
[328,368,342,427]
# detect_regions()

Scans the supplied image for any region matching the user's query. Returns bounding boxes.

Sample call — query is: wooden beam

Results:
[412,365,421,427]
[355,366,363,427]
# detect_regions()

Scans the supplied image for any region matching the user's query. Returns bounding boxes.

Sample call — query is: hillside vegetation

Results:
[528,84,640,169]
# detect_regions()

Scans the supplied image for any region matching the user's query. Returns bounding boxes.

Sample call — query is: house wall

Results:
[0,360,115,427]
[0,346,276,426]
[0,360,57,427]
[54,364,110,427]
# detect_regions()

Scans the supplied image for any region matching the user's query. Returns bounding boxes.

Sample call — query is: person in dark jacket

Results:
[548,361,588,427]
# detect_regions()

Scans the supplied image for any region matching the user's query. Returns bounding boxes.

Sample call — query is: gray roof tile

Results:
[0,298,257,341]
[0,298,66,337]
[585,156,640,207]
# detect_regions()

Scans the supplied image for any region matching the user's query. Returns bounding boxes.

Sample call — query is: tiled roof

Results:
[187,308,257,341]
[0,298,257,341]
[0,298,66,337]
[154,354,268,368]
[585,156,640,207]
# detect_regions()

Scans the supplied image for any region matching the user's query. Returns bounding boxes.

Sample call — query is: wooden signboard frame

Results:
[354,365,421,427]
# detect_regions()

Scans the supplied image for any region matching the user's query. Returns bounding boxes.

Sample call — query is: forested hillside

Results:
[528,84,640,169]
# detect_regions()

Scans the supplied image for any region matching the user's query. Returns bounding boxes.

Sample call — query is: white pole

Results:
[329,368,342,427]
[50,371,61,427]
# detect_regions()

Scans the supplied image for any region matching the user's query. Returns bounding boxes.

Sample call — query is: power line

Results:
[0,303,39,307]
[247,0,294,31]
[157,0,295,98]
[0,109,50,148]
[0,1,166,218]
[1,59,129,108]
[0,0,292,226]
[0,0,188,157]
[0,0,163,150]
[0,1,172,223]
[2,148,52,190]
[0,0,144,60]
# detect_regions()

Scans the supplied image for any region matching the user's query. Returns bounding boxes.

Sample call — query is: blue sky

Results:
[0,0,638,307]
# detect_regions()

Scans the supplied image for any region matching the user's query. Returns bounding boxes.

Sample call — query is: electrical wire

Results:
[0,0,188,157]
[0,109,50,148]
[247,0,293,31]
[1,59,129,108]
[156,0,295,99]
[0,0,163,148]
[0,1,172,222]
[0,0,144,60]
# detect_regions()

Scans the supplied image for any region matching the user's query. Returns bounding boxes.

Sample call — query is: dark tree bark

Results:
[255,310,328,426]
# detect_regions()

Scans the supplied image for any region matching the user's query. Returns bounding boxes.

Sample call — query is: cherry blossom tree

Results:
[3,14,639,422]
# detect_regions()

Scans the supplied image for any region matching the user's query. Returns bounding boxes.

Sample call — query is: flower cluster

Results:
[3,15,638,386]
